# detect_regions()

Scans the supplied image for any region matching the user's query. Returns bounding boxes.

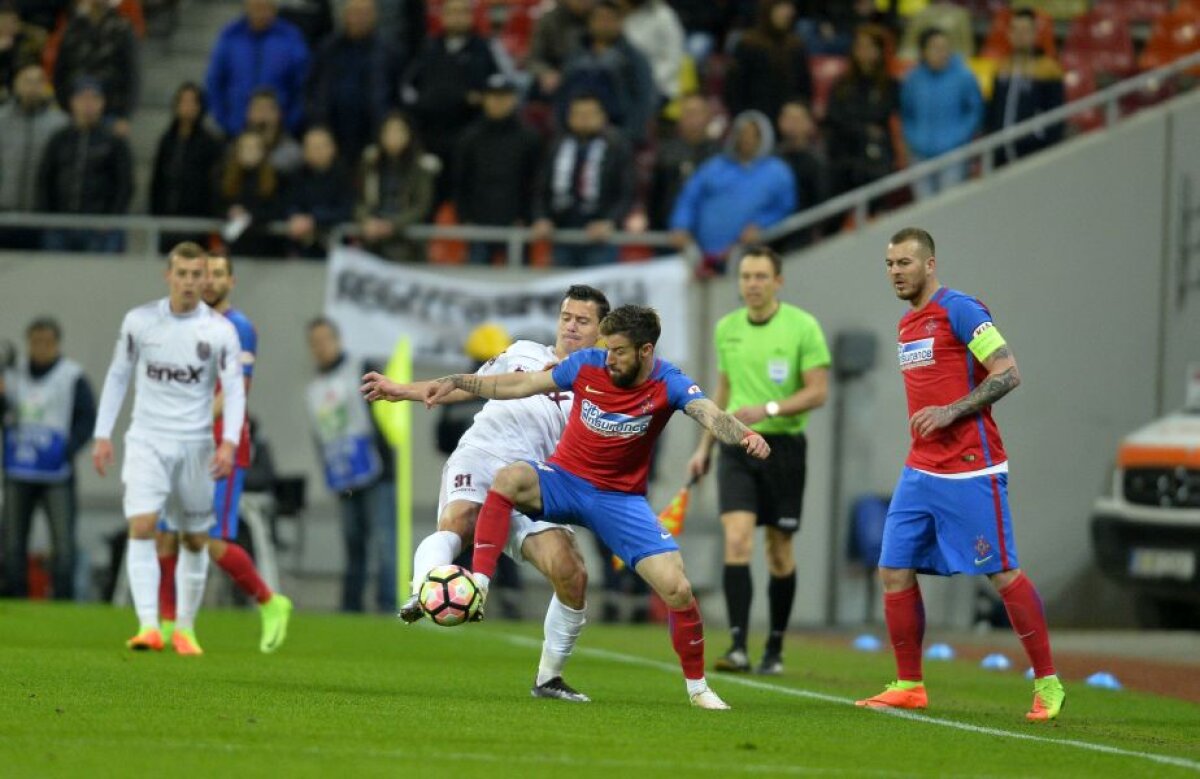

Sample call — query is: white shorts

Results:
[438,444,571,563]
[122,432,215,533]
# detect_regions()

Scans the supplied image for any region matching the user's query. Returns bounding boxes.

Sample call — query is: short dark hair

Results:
[208,253,233,275]
[918,27,946,53]
[1013,8,1037,23]
[889,227,935,257]
[739,244,782,275]
[600,305,661,348]
[26,317,61,341]
[569,91,606,110]
[563,284,611,322]
[167,241,208,266]
[307,316,340,337]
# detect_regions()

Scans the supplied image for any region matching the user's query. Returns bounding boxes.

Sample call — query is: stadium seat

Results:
[981,7,1057,61]
[1020,0,1089,20]
[966,56,998,100]
[1061,58,1104,132]
[1138,7,1200,73]
[807,55,850,120]
[1092,0,1171,23]
[1064,9,1136,78]
[498,0,542,62]
[898,3,975,61]
[877,0,930,16]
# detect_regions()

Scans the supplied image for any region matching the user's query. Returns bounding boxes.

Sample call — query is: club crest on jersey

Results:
[640,397,655,414]
[925,319,938,335]
[196,340,211,361]
[898,338,935,370]
[579,398,652,438]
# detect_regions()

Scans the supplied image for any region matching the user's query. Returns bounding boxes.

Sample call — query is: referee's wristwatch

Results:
[765,400,781,418]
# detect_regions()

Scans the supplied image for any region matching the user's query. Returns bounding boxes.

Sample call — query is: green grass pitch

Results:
[1,600,1198,778]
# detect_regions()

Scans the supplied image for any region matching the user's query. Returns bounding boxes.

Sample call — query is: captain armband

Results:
[966,322,1007,362]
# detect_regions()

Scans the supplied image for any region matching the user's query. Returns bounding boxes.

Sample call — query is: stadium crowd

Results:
[0,0,1196,267]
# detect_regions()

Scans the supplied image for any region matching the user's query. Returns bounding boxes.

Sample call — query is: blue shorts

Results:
[878,467,1019,576]
[156,467,245,540]
[528,461,679,568]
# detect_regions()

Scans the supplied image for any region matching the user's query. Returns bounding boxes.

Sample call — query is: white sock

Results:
[175,547,209,631]
[411,530,462,594]
[537,594,587,686]
[686,677,709,697]
[127,538,160,630]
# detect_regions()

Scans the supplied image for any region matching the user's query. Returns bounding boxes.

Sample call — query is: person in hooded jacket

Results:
[149,82,225,251]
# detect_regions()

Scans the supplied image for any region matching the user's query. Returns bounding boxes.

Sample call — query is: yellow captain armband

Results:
[967,322,1007,362]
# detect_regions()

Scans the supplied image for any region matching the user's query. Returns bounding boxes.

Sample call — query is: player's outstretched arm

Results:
[911,345,1021,437]
[685,398,771,460]
[361,372,482,405]
[424,369,557,407]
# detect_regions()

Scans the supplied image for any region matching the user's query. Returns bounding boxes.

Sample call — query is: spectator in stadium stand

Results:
[284,125,354,258]
[36,77,132,253]
[400,0,498,204]
[276,0,333,49]
[666,0,733,67]
[0,64,67,250]
[149,82,225,252]
[623,0,685,107]
[453,73,543,266]
[985,8,1065,168]
[558,0,655,145]
[53,0,138,136]
[669,110,795,275]
[724,0,812,127]
[533,92,634,268]
[374,0,425,62]
[15,0,68,31]
[0,1,46,104]
[216,130,287,258]
[527,0,592,103]
[206,0,310,137]
[774,99,828,247]
[244,87,304,175]
[825,24,898,197]
[1,317,96,600]
[647,93,718,232]
[900,27,982,200]
[794,0,896,55]
[307,0,402,165]
[356,110,436,262]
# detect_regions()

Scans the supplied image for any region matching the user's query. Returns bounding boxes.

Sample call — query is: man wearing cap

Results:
[453,74,543,266]
[36,76,132,253]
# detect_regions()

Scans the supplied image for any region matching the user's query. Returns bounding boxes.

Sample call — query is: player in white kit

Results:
[92,243,246,654]
[361,285,609,702]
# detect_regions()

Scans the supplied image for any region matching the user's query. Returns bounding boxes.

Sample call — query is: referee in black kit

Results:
[687,246,831,675]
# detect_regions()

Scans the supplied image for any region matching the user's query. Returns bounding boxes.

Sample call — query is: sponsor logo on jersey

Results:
[897,338,935,369]
[146,362,204,384]
[196,341,211,361]
[579,398,652,438]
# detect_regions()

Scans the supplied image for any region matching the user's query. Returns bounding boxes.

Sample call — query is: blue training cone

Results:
[852,634,883,652]
[1086,672,1123,690]
[980,653,1011,671]
[925,642,955,660]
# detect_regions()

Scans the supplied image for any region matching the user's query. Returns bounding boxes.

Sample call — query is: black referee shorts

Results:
[716,433,807,534]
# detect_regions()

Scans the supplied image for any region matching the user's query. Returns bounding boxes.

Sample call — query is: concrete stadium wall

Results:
[4,92,1197,625]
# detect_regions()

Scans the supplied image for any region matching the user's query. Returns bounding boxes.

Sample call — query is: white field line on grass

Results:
[502,635,1200,774]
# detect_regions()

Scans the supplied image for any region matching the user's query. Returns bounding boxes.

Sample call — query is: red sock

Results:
[157,554,177,622]
[215,543,273,605]
[999,572,1056,677]
[471,490,514,580]
[884,584,925,682]
[668,599,706,680]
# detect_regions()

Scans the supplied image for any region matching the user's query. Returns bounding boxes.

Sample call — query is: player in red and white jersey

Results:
[856,227,1064,721]
[421,305,771,709]
[92,243,245,655]
[362,285,609,702]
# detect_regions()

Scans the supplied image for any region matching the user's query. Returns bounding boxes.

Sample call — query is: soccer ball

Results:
[419,564,482,626]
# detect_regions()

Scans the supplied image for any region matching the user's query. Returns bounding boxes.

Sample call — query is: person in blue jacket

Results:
[900,28,983,200]
[206,0,311,137]
[669,110,795,273]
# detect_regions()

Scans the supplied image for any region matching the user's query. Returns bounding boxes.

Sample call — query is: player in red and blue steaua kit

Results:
[424,305,772,709]
[856,228,1064,721]
[156,254,292,654]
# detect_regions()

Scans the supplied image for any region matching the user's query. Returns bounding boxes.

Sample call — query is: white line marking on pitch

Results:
[503,635,1200,774]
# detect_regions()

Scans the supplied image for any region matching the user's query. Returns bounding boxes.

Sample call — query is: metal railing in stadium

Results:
[2,50,1197,266]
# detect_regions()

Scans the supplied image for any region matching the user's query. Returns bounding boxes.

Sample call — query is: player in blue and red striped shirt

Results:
[856,227,1064,721]
[424,305,771,709]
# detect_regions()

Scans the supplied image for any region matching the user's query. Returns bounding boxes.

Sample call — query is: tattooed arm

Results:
[423,369,559,407]
[910,345,1021,437]
[685,398,771,459]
